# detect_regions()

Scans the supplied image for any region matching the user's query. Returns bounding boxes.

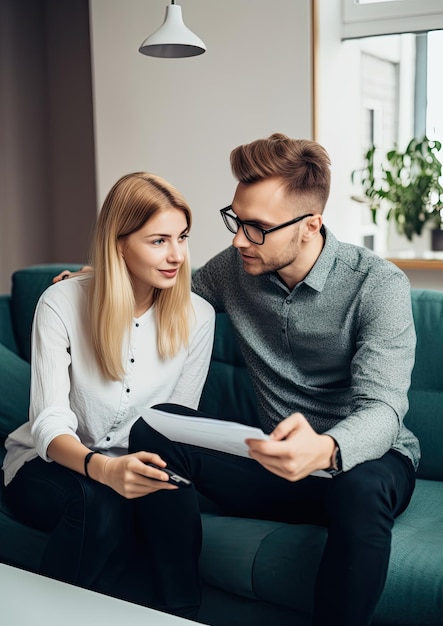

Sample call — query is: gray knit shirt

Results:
[192,227,420,472]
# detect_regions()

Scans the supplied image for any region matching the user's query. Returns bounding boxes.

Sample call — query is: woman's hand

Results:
[47,436,176,499]
[90,450,179,499]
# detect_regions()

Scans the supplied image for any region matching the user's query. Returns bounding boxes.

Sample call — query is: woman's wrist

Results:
[84,450,109,484]
[84,450,102,478]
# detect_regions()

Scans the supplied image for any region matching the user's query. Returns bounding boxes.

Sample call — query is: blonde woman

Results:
[2,172,215,619]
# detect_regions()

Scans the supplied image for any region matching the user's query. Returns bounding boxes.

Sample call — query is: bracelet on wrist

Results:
[84,450,102,478]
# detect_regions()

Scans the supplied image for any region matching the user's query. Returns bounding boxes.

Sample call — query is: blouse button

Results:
[130,358,135,363]
[135,323,139,328]
[106,436,110,441]
[126,388,130,393]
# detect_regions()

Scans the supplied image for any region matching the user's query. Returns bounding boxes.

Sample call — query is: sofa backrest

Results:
[406,289,443,480]
[0,266,83,444]
[0,295,17,353]
[198,312,258,425]
[11,264,83,362]
[4,266,443,481]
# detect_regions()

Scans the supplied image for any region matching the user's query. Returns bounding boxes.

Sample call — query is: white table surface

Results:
[1,563,196,625]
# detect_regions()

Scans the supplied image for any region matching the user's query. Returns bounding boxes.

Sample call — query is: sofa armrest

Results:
[0,343,30,444]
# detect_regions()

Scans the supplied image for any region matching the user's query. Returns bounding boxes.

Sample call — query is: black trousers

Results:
[127,409,416,626]
[4,454,201,618]
[5,410,415,625]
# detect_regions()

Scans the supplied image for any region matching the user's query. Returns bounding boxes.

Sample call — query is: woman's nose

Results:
[168,242,185,262]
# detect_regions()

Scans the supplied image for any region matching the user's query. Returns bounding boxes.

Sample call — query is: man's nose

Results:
[232,227,250,248]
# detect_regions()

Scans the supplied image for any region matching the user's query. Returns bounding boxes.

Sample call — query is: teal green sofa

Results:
[0,265,442,625]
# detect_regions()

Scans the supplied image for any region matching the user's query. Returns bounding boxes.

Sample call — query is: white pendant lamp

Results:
[139,1,206,59]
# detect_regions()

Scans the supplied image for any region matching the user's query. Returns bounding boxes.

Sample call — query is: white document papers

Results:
[138,407,331,478]
[139,407,268,458]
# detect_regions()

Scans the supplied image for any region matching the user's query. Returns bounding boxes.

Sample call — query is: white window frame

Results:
[342,0,443,39]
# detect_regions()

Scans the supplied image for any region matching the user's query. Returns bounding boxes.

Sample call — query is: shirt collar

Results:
[268,226,338,294]
[302,226,338,292]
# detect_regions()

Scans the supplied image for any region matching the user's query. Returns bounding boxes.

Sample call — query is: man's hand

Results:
[90,450,179,499]
[52,266,92,284]
[246,413,336,482]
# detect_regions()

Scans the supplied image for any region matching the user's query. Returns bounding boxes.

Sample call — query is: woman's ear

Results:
[117,239,125,258]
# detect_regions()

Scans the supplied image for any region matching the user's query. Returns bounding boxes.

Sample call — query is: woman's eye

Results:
[152,238,165,245]
[179,234,190,242]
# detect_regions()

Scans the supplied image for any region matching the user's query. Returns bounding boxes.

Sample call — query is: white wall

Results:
[89,0,313,267]
[314,0,363,245]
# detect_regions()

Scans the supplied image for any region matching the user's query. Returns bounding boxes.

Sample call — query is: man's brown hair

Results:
[230,133,331,212]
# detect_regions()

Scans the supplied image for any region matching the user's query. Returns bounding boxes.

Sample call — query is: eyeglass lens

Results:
[222,212,263,244]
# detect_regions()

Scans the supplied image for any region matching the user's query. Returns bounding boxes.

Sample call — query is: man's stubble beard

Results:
[239,236,300,277]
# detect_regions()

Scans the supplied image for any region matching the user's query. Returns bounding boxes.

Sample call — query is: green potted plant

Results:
[352,136,443,250]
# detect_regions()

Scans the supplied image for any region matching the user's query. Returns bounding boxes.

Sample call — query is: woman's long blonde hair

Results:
[88,172,193,381]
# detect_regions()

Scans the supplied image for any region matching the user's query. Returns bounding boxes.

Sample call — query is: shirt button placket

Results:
[282,299,291,343]
[127,320,138,393]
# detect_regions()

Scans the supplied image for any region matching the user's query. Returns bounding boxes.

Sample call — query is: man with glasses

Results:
[187,133,418,625]
[53,133,418,625]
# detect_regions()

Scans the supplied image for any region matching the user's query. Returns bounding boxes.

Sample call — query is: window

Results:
[342,0,443,38]
[316,1,443,259]
[348,28,443,254]
[427,31,443,147]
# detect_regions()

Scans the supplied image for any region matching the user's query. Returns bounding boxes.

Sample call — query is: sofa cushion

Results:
[198,313,258,425]
[0,475,47,573]
[410,289,443,390]
[201,478,443,625]
[407,289,443,481]
[11,264,83,362]
[405,389,443,480]
[200,513,326,615]
[373,478,443,625]
[0,344,30,441]
[0,295,18,353]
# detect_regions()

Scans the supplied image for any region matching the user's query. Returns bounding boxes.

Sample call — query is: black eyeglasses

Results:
[220,206,313,245]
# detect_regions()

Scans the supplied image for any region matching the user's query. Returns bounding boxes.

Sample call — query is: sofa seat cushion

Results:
[0,504,47,572]
[201,478,443,625]
[0,457,47,572]
[200,513,326,616]
[374,478,443,625]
